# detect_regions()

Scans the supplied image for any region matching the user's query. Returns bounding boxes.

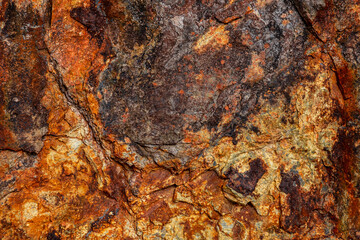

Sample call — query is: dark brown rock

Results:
[0,0,360,239]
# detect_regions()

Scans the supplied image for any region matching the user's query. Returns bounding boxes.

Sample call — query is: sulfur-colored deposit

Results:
[1,0,360,239]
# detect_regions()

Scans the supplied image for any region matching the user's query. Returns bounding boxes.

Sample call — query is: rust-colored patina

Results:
[0,0,360,239]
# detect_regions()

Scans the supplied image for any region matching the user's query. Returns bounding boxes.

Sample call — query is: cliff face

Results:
[0,0,360,239]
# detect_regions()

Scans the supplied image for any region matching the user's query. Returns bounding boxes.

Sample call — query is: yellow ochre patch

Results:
[194,25,230,53]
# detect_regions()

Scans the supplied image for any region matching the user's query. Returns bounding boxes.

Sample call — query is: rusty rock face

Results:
[0,0,360,239]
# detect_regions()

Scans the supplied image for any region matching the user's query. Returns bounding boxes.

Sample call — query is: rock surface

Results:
[1,0,360,239]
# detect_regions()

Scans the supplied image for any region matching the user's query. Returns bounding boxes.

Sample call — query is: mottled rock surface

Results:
[1,0,360,239]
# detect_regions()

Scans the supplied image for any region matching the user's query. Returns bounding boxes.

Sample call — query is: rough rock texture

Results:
[1,0,360,239]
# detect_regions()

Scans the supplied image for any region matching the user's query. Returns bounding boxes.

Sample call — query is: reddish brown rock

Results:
[0,0,360,239]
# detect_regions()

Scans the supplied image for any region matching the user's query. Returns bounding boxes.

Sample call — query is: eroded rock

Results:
[0,0,360,239]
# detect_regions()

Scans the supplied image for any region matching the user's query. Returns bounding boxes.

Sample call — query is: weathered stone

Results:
[1,0,360,239]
